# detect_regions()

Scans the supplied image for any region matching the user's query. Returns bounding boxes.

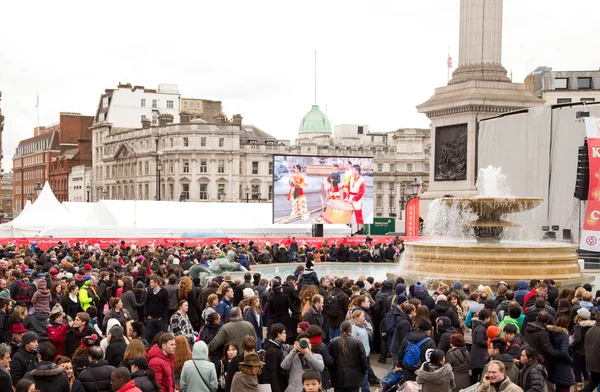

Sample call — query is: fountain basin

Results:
[399,241,591,288]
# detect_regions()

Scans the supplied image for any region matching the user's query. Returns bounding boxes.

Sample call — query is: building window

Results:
[358,126,364,135]
[152,99,157,108]
[217,183,225,199]
[124,165,128,177]
[239,161,242,174]
[181,184,189,200]
[389,195,394,208]
[377,196,382,208]
[251,184,260,200]
[200,137,206,147]
[390,164,396,173]
[252,161,259,174]
[268,185,273,200]
[98,113,105,122]
[196,102,200,109]
[199,184,208,200]
[377,182,382,191]
[183,137,189,147]
[582,98,596,102]
[141,115,146,122]
[377,164,382,172]
[268,161,273,175]
[219,138,224,148]
[102,97,108,108]
[138,162,142,175]
[144,184,149,200]
[200,159,207,173]
[141,99,146,107]
[554,78,568,89]
[407,163,413,172]
[169,184,174,200]
[183,159,190,173]
[557,98,572,104]
[144,161,149,175]
[152,115,157,125]
[138,184,142,199]
[425,163,430,172]
[166,100,174,109]
[389,182,395,191]
[170,138,174,147]
[169,161,174,174]
[218,160,225,174]
[578,77,592,90]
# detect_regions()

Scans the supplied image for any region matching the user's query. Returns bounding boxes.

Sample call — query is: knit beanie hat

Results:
[418,319,432,331]
[22,331,39,346]
[487,325,502,340]
[578,308,591,320]
[453,281,463,290]
[36,279,47,290]
[109,325,124,340]
[298,322,310,332]
[395,284,406,295]
[395,295,408,305]
[414,282,425,293]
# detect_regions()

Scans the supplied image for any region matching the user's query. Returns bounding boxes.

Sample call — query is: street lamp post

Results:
[86,183,91,203]
[34,182,42,200]
[245,186,250,203]
[399,179,420,214]
[156,159,163,201]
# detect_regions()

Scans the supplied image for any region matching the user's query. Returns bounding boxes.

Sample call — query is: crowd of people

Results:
[0,239,597,392]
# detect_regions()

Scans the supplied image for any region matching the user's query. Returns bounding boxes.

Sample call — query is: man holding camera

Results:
[477,360,523,392]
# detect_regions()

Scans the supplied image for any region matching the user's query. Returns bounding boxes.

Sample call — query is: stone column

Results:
[450,0,510,84]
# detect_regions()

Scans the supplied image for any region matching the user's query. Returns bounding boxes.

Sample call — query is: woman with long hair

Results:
[349,309,372,392]
[56,356,85,392]
[553,288,571,309]
[169,300,197,345]
[328,321,365,390]
[413,305,431,329]
[102,297,130,329]
[120,279,143,322]
[299,285,319,317]
[556,299,571,320]
[202,294,218,324]
[49,282,63,310]
[119,338,147,369]
[178,276,200,331]
[416,349,456,392]
[446,293,465,321]
[174,335,192,389]
[61,284,82,321]
[518,347,548,392]
[216,282,230,299]
[546,316,574,392]
[215,344,238,392]
[243,296,263,350]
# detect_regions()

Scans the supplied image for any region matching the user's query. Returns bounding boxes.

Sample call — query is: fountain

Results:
[399,166,589,288]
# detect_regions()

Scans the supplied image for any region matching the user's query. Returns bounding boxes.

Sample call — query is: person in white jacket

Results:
[180,341,218,392]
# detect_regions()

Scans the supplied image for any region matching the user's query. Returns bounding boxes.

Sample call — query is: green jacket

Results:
[499,316,522,333]
[78,281,98,311]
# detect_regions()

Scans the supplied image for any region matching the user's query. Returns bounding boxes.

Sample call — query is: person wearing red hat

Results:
[9,322,28,356]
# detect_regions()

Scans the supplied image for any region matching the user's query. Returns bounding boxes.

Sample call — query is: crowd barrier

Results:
[1,236,421,251]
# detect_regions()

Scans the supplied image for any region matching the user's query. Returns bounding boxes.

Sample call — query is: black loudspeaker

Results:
[574,141,589,200]
[563,229,572,242]
[312,224,324,237]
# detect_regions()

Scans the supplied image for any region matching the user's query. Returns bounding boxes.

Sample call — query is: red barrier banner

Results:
[581,118,600,251]
[405,197,420,237]
[3,236,423,251]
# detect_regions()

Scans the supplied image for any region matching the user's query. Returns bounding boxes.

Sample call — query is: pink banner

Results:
[5,236,422,251]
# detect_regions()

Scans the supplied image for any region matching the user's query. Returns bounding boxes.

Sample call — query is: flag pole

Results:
[36,93,40,135]
[447,47,450,83]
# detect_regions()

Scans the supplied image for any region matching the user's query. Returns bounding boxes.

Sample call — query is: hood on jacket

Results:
[414,291,429,300]
[434,300,451,313]
[147,343,172,363]
[263,338,282,351]
[192,341,208,361]
[580,301,593,311]
[578,320,597,328]
[546,325,568,335]
[31,362,65,378]
[525,321,546,333]
[381,279,394,292]
[34,311,50,321]
[416,363,454,384]
[515,280,529,291]
[472,318,487,329]
[106,318,121,335]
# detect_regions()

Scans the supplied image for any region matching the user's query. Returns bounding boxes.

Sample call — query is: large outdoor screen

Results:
[272,155,374,224]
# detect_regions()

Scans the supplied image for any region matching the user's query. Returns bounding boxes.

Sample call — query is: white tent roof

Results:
[12,182,79,227]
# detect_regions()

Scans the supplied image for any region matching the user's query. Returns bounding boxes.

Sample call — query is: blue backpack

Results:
[402,337,430,371]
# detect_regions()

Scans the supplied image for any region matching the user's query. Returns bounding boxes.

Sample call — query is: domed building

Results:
[297,104,332,142]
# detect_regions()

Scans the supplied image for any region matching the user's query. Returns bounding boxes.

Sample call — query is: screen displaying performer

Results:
[272,155,374,225]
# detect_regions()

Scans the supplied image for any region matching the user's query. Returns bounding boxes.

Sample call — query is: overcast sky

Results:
[1,0,599,171]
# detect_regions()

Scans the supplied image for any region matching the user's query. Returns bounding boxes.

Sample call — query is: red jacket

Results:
[118,380,142,392]
[147,344,175,392]
[46,322,70,357]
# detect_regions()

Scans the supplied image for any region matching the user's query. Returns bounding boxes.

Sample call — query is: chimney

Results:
[231,114,243,126]
[142,117,151,129]
[158,114,174,127]
[213,114,227,124]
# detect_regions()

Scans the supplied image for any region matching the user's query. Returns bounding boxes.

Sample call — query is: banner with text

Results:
[580,118,600,251]
[405,197,420,237]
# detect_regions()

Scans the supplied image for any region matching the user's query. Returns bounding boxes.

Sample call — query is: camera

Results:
[299,340,309,349]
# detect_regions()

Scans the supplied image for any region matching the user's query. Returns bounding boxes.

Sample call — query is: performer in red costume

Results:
[347,165,366,224]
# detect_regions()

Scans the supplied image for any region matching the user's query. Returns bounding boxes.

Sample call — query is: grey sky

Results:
[1,0,599,171]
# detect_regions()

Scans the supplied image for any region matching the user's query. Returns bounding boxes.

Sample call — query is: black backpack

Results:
[324,293,341,318]
[14,281,33,305]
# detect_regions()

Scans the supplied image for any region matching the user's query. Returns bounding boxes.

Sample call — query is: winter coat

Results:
[25,361,70,392]
[446,347,470,392]
[281,349,324,392]
[169,312,196,344]
[65,325,93,358]
[415,363,456,392]
[147,344,176,392]
[584,323,600,373]
[265,291,297,331]
[105,338,128,367]
[325,287,349,328]
[397,330,437,381]
[350,321,372,356]
[571,320,596,357]
[132,369,160,392]
[23,311,50,341]
[546,325,574,386]
[231,372,258,392]
[60,295,82,321]
[471,319,489,370]
[77,360,116,392]
[523,321,558,366]
[10,347,39,386]
[121,290,143,321]
[482,354,519,384]
[200,323,221,360]
[302,305,323,329]
[243,308,263,349]
[215,298,232,325]
[0,311,9,345]
[46,321,69,357]
[390,307,414,356]
[518,359,547,392]
[414,291,435,310]
[180,341,218,392]
[430,300,461,329]
[206,316,256,354]
[436,327,454,354]
[263,339,288,392]
[117,380,143,392]
[328,334,368,388]
[31,289,52,313]
[79,282,97,311]
[514,280,530,306]
[183,289,200,328]
[477,378,524,392]
[0,365,11,392]
[506,334,528,360]
[300,270,320,288]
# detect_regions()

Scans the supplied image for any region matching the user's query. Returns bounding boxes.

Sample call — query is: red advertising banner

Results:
[405,197,420,237]
[3,236,423,251]
[581,118,600,251]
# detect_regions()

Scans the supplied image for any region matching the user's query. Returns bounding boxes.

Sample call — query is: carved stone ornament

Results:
[434,124,467,181]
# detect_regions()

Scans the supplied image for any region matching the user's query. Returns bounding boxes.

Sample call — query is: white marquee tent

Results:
[0,182,351,238]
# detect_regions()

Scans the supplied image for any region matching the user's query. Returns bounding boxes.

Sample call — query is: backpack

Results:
[402,337,431,371]
[324,293,341,318]
[14,281,32,304]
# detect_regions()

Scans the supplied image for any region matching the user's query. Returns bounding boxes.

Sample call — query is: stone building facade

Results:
[1,172,12,222]
[525,66,600,105]
[91,115,289,203]
[180,98,223,122]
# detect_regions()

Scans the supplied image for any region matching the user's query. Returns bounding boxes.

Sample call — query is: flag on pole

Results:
[36,94,39,108]
[447,56,452,69]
